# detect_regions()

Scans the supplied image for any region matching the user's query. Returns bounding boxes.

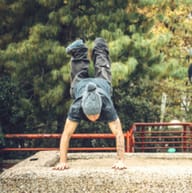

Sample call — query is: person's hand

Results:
[53,162,69,170]
[112,160,127,170]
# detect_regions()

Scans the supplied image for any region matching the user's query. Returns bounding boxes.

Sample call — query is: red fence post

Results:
[126,131,129,153]
[183,126,187,152]
[141,126,145,152]
[126,125,135,153]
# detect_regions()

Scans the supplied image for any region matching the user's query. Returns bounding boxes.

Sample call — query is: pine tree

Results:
[1,0,192,152]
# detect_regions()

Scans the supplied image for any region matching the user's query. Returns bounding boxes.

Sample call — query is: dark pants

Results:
[70,38,112,97]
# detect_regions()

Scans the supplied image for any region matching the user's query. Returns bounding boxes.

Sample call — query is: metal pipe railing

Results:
[0,133,128,152]
[129,122,192,152]
[1,122,191,153]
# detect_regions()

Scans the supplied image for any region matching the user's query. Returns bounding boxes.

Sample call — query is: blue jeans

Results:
[70,38,112,97]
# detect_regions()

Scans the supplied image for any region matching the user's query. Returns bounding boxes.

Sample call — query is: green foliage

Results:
[113,79,161,129]
[37,0,62,8]
[0,76,31,134]
[0,0,192,155]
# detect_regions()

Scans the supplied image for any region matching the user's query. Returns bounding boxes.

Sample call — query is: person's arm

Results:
[108,118,127,170]
[53,118,79,170]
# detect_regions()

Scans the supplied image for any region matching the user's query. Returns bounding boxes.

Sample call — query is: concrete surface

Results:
[1,151,192,193]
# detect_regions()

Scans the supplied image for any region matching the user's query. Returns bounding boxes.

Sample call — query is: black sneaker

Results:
[66,39,84,54]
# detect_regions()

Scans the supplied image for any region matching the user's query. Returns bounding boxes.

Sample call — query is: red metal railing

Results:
[129,122,192,152]
[1,122,191,153]
[0,133,129,152]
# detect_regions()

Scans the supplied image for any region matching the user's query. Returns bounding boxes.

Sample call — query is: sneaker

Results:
[93,37,108,52]
[94,37,106,45]
[66,39,84,54]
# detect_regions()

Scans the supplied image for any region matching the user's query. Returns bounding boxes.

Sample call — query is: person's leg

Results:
[92,38,112,84]
[66,40,90,97]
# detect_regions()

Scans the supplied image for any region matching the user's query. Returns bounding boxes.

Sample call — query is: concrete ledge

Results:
[1,152,192,193]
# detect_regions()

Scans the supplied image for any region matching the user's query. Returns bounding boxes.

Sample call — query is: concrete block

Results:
[1,152,192,193]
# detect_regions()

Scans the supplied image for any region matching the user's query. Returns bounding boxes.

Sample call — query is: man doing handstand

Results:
[54,38,127,170]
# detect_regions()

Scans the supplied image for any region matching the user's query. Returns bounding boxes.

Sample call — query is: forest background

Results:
[0,0,192,156]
